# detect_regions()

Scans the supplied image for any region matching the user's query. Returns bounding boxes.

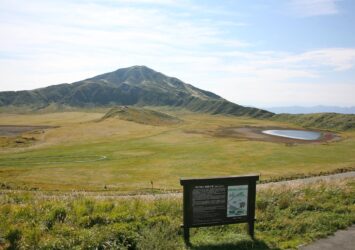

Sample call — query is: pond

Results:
[262,129,321,140]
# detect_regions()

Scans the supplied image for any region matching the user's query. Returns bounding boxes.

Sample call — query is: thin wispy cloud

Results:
[196,47,355,106]
[288,0,341,17]
[0,0,354,106]
[0,0,250,83]
[279,48,355,71]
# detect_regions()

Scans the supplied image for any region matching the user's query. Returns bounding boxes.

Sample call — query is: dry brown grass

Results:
[0,109,354,192]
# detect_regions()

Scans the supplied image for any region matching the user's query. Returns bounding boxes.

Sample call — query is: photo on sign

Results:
[227,185,248,217]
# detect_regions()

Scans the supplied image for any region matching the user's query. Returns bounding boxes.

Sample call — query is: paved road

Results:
[299,225,355,250]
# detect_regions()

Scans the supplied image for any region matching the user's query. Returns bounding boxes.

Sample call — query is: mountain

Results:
[273,113,355,131]
[0,66,273,118]
[266,106,355,114]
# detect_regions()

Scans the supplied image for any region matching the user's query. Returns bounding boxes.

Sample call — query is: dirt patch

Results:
[0,125,56,137]
[213,126,340,144]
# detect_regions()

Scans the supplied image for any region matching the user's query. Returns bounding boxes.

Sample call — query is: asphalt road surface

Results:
[299,225,355,250]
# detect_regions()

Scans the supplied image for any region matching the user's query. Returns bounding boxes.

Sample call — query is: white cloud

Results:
[208,77,355,107]
[180,48,355,106]
[281,48,355,71]
[289,0,341,17]
[0,0,354,107]
[209,48,355,78]
[0,0,250,89]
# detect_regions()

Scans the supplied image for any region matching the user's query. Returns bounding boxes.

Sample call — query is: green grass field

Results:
[0,109,354,192]
[1,178,354,249]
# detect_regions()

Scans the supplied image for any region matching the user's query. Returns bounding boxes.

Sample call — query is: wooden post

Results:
[248,179,257,239]
[248,220,255,239]
[182,184,191,246]
[183,226,190,246]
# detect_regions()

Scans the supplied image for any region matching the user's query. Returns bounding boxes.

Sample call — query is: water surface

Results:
[262,130,321,140]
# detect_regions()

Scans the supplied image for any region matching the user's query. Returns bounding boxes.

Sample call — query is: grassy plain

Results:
[0,109,354,192]
[0,178,354,249]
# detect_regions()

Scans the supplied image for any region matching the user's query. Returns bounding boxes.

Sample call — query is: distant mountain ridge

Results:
[0,66,273,118]
[266,106,355,114]
[273,113,355,131]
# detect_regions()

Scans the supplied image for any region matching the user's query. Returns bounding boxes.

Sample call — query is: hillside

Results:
[101,106,181,126]
[266,105,355,114]
[0,66,273,118]
[273,113,355,131]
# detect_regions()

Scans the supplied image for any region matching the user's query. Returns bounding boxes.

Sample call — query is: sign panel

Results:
[180,174,259,244]
[227,185,248,217]
[191,185,226,225]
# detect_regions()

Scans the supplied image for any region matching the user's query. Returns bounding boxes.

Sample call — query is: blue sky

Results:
[1,0,355,107]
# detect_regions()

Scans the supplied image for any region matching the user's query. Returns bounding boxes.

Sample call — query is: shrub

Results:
[5,228,22,250]
[79,214,108,228]
[278,195,291,210]
[256,198,269,211]
[137,221,183,250]
[44,207,67,230]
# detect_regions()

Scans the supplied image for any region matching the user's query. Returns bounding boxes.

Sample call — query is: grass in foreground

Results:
[0,178,354,249]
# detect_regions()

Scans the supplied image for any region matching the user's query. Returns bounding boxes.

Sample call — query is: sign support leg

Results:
[248,220,255,239]
[183,227,190,246]
[248,180,257,240]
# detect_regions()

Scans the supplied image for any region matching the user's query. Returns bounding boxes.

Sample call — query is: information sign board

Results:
[180,174,259,244]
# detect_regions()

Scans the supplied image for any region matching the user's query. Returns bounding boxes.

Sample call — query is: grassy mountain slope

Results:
[101,106,181,126]
[0,66,273,118]
[273,113,355,131]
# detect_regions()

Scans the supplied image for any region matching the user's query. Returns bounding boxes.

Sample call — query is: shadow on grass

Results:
[189,239,277,250]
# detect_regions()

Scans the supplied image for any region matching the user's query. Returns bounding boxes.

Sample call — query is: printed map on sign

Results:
[227,185,248,217]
